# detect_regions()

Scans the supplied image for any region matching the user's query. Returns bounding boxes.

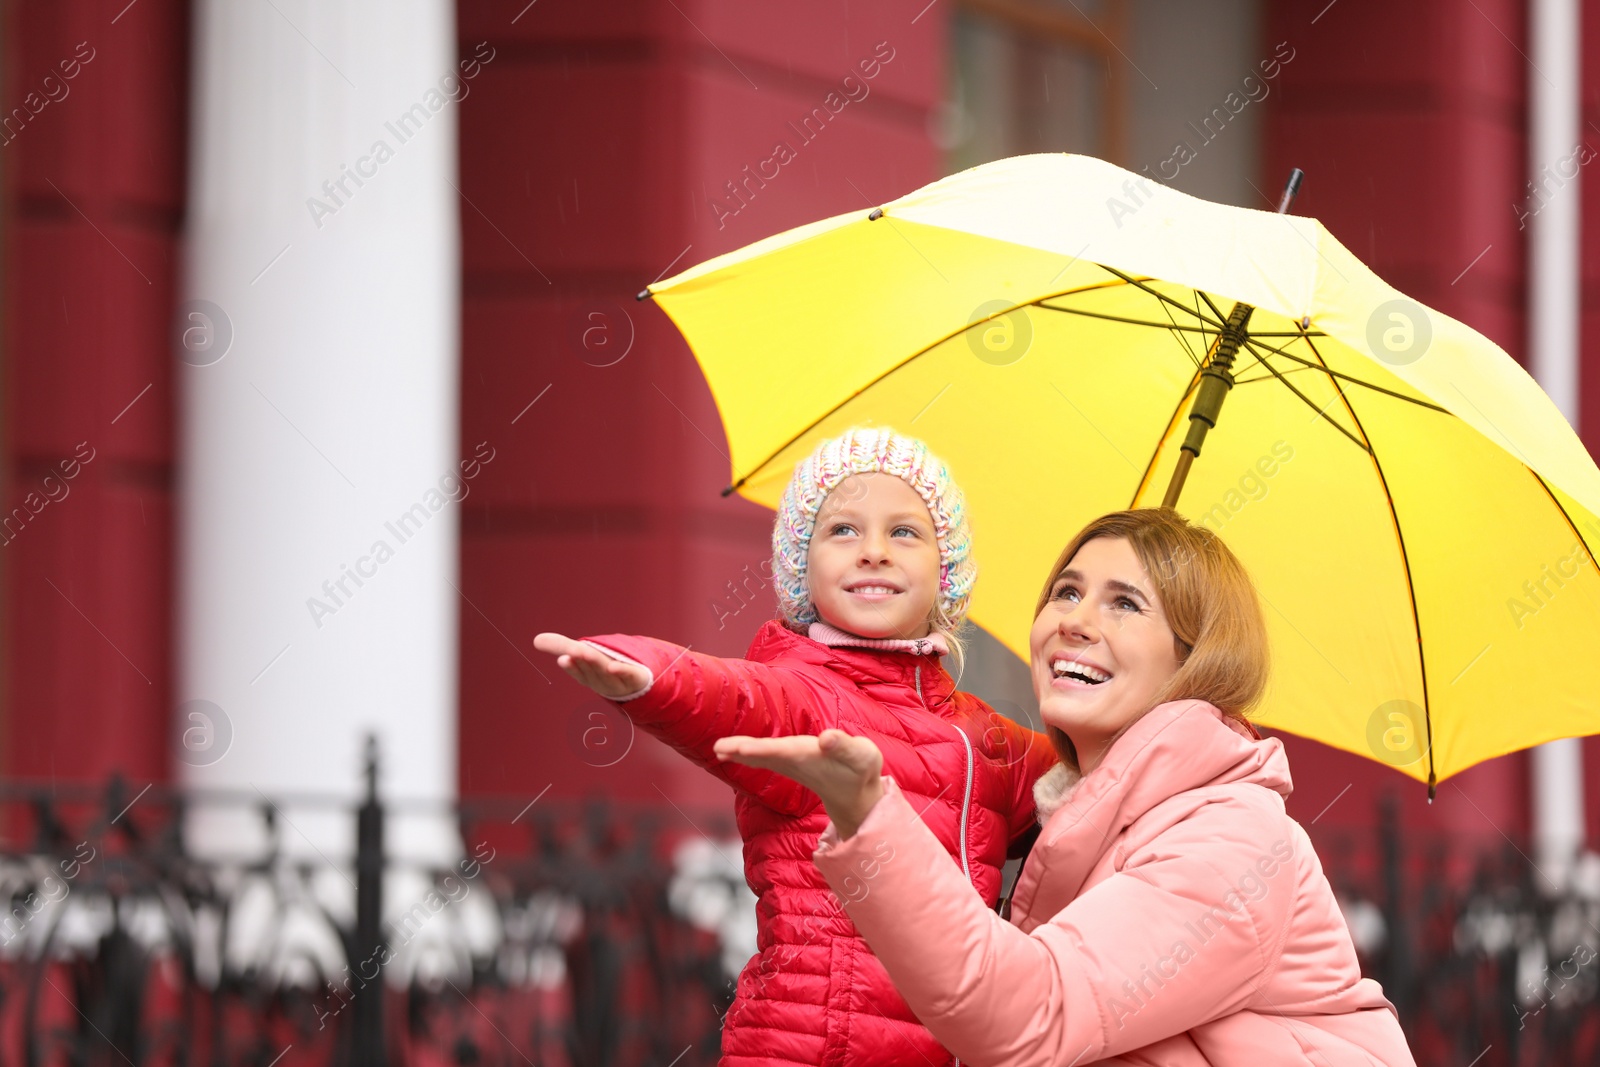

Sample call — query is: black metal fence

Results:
[2,763,1597,1067]
[1317,794,1600,1066]
[0,745,737,1067]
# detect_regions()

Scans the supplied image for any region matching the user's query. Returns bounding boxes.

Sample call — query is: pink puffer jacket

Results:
[813,699,1418,1066]
[585,619,1057,1067]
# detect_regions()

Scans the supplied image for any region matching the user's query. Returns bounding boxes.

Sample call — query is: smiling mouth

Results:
[845,583,902,596]
[1051,658,1112,685]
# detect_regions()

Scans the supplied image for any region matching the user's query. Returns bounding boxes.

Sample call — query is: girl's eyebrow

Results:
[823,506,932,525]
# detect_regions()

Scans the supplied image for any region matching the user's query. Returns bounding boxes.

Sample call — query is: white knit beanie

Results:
[770,427,975,629]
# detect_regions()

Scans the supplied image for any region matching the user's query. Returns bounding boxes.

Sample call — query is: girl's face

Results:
[806,473,940,640]
[1030,536,1183,774]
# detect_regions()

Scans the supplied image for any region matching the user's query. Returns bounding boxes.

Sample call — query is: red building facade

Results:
[5,0,1599,860]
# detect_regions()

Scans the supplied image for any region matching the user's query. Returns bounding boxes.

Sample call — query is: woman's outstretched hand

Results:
[534,632,651,699]
[715,729,886,840]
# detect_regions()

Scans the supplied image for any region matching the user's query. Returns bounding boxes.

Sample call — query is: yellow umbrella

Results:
[639,152,1600,796]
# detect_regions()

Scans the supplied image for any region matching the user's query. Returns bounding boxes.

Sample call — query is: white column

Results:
[1528,0,1586,892]
[177,0,464,960]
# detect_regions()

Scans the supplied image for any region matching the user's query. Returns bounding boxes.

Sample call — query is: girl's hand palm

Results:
[533,632,650,699]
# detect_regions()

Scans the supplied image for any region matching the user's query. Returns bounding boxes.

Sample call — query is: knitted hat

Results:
[771,427,975,629]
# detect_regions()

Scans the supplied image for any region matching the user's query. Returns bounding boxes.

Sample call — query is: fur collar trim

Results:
[1032,761,1084,825]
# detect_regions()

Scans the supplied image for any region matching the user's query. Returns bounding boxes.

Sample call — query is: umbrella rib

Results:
[719,301,1041,493]
[1195,289,1233,329]
[1527,470,1600,582]
[1154,295,1203,369]
[1097,266,1228,330]
[1300,332,1438,795]
[721,275,1222,493]
[1234,365,1320,384]
[1031,303,1219,334]
[1029,302,1328,345]
[1193,289,1214,356]
[1032,301,1202,369]
[1239,341,1371,452]
[1244,336,1450,414]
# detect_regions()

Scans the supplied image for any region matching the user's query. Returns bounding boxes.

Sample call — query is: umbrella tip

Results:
[720,484,736,498]
[1427,770,1437,803]
[868,207,884,221]
[1276,168,1305,214]
[636,288,653,301]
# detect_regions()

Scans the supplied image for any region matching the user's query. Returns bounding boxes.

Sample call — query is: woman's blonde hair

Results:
[1033,508,1269,771]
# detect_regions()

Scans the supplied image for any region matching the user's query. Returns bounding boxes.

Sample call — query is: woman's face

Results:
[1030,536,1183,774]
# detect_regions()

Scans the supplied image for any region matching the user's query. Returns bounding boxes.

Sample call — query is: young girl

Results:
[535,426,1056,1067]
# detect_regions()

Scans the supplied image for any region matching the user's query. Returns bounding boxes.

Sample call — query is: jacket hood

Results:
[745,618,957,706]
[1033,700,1292,898]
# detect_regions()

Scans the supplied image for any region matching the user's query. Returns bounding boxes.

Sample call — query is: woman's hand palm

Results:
[715,730,885,836]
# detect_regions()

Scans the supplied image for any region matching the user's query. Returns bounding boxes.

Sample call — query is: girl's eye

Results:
[829,523,857,537]
[891,525,919,538]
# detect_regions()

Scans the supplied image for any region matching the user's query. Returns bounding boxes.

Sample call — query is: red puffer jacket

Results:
[584,619,1058,1067]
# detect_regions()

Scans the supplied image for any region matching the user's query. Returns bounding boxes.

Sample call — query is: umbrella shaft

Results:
[1162,302,1255,508]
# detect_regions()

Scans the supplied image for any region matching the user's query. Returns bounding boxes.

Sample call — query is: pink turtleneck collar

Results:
[807,621,949,656]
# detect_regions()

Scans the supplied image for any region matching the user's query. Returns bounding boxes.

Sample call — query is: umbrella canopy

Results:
[641,153,1600,793]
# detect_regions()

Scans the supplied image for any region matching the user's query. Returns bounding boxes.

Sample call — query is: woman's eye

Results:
[1050,582,1078,602]
[1115,596,1141,612]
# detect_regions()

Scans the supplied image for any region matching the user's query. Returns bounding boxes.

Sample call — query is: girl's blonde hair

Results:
[1033,508,1269,771]
[932,602,966,684]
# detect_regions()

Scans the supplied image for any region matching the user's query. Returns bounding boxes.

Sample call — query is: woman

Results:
[714,508,1417,1066]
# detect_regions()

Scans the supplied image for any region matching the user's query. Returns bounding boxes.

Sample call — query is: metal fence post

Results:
[353,734,386,1067]
[1378,790,1414,1022]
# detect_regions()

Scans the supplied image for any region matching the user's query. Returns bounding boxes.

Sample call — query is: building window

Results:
[936,0,1127,175]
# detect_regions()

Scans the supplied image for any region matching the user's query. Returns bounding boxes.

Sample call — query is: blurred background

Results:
[1,0,1598,1064]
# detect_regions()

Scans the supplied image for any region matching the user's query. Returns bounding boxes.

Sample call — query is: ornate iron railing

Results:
[0,745,737,1067]
[2,765,1595,1067]
[1316,794,1600,1066]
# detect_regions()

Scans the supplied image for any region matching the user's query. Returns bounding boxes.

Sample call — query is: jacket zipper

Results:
[950,724,974,883]
[915,664,974,882]
[917,663,974,1067]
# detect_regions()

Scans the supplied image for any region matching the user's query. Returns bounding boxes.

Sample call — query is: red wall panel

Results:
[0,0,189,786]
[0,0,1557,852]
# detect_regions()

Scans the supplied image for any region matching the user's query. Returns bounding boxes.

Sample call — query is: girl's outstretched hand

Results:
[715,729,886,840]
[534,632,651,699]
